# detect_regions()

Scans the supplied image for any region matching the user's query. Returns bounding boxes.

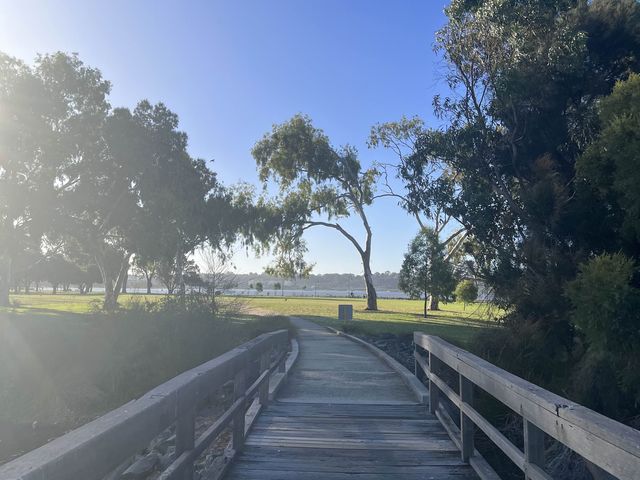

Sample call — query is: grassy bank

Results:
[0,293,288,462]
[242,296,502,346]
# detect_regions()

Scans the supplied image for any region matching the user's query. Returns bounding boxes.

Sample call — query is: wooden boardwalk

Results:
[3,321,639,480]
[226,318,478,479]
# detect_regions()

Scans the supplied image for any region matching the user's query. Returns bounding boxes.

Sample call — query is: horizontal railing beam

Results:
[414,333,640,480]
[0,329,289,480]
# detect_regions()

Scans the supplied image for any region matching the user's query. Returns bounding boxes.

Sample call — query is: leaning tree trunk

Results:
[0,255,11,307]
[113,253,132,301]
[95,253,117,311]
[362,256,378,311]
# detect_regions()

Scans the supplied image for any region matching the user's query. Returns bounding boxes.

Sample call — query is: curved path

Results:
[226,318,479,479]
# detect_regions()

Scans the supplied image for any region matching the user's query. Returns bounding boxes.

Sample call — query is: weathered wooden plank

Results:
[231,461,466,474]
[226,466,479,479]
[459,374,474,463]
[250,424,444,435]
[435,405,501,480]
[223,319,479,480]
[416,333,640,479]
[235,446,465,465]
[524,420,546,480]
[262,403,427,419]
[0,330,290,480]
[247,430,452,443]
[324,327,429,404]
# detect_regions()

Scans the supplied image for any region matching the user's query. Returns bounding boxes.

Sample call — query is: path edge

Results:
[324,326,429,404]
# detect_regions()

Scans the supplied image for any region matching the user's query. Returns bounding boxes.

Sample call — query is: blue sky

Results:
[0,0,450,274]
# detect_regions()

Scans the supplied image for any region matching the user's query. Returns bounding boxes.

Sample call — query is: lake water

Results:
[83,287,410,299]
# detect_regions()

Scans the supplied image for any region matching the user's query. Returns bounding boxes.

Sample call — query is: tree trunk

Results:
[0,256,11,307]
[428,295,439,311]
[121,269,128,294]
[103,279,116,310]
[175,236,185,299]
[362,258,378,310]
[95,253,117,311]
[113,253,132,301]
[424,290,428,318]
[146,275,152,294]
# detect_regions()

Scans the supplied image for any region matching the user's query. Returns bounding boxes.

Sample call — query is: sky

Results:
[0,0,451,274]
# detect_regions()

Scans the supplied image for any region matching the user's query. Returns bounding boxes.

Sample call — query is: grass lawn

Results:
[0,293,288,463]
[242,296,503,346]
[7,292,162,314]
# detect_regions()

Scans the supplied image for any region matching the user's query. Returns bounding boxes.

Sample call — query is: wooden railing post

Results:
[459,374,474,463]
[428,351,440,414]
[259,351,270,405]
[524,419,545,479]
[278,341,288,373]
[175,405,195,480]
[232,366,247,452]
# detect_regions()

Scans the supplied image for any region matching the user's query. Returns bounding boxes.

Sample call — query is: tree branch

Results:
[302,221,365,257]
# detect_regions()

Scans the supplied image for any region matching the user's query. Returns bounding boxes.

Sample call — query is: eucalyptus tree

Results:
[61,101,219,309]
[252,114,382,310]
[369,116,466,252]
[369,116,467,310]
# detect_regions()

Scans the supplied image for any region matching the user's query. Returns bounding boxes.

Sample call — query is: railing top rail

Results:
[414,332,640,479]
[0,329,289,480]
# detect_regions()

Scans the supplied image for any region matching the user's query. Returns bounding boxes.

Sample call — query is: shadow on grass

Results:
[359,308,494,328]
[294,314,500,347]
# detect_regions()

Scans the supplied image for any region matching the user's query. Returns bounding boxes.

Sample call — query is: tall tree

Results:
[0,52,110,305]
[399,228,455,318]
[402,0,640,387]
[369,116,467,310]
[252,114,382,310]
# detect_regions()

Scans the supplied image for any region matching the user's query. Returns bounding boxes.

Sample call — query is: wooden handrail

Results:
[414,333,640,480]
[0,329,290,480]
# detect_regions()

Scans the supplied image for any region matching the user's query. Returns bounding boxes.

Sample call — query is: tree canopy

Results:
[399,228,455,317]
[0,51,241,309]
[252,114,382,310]
[400,0,640,418]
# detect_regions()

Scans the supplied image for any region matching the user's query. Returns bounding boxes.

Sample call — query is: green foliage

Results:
[578,73,640,243]
[255,282,263,292]
[252,114,382,309]
[0,51,242,309]
[455,280,478,305]
[399,228,455,316]
[264,236,314,280]
[0,294,288,433]
[566,253,640,414]
[567,253,640,350]
[400,0,640,418]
